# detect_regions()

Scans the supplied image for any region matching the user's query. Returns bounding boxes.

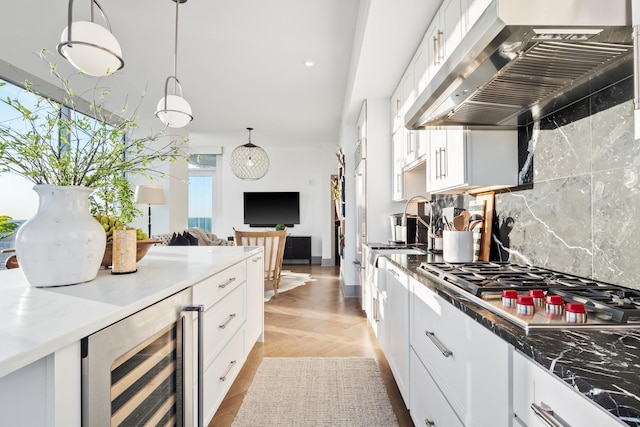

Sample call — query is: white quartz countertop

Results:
[0,245,261,379]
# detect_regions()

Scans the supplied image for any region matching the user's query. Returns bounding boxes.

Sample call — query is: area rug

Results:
[264,270,317,302]
[231,357,399,427]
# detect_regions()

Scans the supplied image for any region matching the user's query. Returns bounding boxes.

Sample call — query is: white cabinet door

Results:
[401,64,417,165]
[244,252,264,352]
[513,350,625,426]
[464,0,492,34]
[385,263,410,407]
[425,14,444,81]
[415,129,428,161]
[426,126,446,191]
[440,126,467,190]
[441,0,464,60]
[392,129,405,202]
[411,350,464,427]
[391,84,402,133]
[413,38,429,97]
[411,280,511,426]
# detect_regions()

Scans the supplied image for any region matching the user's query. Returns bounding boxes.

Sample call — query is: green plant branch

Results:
[0,50,188,223]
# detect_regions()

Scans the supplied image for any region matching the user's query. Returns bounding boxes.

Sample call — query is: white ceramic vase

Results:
[15,185,106,287]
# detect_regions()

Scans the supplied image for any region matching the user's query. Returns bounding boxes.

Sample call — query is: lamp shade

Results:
[58,21,124,76]
[155,94,193,128]
[134,185,166,205]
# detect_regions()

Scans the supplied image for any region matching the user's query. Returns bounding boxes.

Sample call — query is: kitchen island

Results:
[0,245,263,426]
[382,252,640,426]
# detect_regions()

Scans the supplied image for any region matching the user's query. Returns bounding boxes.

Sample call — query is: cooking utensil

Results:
[468,220,483,232]
[443,216,453,231]
[452,215,466,231]
[460,210,471,231]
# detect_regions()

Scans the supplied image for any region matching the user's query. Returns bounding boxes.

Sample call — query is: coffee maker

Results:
[389,214,417,244]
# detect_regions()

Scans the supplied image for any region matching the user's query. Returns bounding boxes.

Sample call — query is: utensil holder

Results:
[443,231,474,263]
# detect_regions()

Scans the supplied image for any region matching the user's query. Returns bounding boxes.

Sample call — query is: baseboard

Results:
[340,281,360,298]
[283,256,323,265]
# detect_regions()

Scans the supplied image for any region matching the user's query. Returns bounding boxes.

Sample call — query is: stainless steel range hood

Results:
[405,0,633,130]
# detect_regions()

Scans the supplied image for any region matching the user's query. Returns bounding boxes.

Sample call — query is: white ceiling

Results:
[1,0,439,147]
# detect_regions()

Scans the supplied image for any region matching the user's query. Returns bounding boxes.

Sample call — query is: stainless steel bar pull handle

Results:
[185,305,204,427]
[219,313,237,329]
[425,331,453,357]
[220,360,237,382]
[531,402,570,427]
[218,277,236,289]
[442,147,447,178]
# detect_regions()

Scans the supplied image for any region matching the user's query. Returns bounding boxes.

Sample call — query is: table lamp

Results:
[134,185,166,237]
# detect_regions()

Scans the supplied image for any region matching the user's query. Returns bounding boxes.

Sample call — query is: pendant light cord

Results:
[173,0,180,94]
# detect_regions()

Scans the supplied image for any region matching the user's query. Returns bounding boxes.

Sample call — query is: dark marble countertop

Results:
[384,253,640,427]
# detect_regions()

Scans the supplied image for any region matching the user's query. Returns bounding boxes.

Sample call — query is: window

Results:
[188,153,219,232]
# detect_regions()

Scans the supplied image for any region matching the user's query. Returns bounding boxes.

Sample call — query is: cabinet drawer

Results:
[202,283,246,368]
[202,329,244,424]
[410,349,464,427]
[513,350,624,426]
[411,281,510,426]
[193,261,245,308]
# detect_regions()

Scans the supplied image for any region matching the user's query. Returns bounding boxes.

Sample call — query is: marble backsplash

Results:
[491,76,640,289]
[429,75,640,289]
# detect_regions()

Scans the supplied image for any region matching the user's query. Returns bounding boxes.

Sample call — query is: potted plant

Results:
[0,52,186,287]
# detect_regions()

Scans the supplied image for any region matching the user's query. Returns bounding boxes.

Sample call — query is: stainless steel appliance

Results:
[389,214,417,244]
[417,262,640,331]
[405,0,632,129]
[81,288,203,426]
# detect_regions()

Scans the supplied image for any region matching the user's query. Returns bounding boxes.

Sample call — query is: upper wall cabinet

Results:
[426,127,517,194]
[463,0,492,35]
[423,0,464,86]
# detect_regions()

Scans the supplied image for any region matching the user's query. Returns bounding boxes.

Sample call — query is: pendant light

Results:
[57,0,124,77]
[156,0,193,128]
[230,128,270,180]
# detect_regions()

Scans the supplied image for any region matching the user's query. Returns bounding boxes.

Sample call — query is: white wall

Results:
[177,130,339,262]
[129,121,189,237]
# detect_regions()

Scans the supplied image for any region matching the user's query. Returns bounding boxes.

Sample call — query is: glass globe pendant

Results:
[230,128,270,180]
[57,0,124,77]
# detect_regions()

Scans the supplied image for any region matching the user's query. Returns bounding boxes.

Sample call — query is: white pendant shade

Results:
[59,21,123,76]
[155,94,193,128]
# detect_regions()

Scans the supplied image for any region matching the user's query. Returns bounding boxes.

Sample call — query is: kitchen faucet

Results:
[402,195,433,249]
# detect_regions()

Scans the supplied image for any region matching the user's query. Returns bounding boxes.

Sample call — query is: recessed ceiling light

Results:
[304,60,315,67]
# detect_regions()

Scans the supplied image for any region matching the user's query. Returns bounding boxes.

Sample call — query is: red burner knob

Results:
[529,289,545,307]
[516,296,535,315]
[565,302,587,323]
[502,290,518,308]
[545,295,564,316]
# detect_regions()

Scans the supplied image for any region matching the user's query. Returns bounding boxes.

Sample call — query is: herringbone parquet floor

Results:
[209,264,414,427]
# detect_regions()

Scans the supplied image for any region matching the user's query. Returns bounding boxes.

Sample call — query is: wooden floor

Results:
[210,264,414,427]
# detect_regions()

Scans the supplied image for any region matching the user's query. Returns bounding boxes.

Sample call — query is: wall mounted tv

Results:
[243,192,300,227]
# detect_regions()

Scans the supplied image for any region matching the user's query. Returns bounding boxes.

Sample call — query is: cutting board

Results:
[472,192,495,262]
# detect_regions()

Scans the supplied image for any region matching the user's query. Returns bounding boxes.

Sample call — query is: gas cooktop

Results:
[417,262,640,331]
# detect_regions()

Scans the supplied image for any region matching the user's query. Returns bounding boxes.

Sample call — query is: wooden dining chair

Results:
[234,229,287,298]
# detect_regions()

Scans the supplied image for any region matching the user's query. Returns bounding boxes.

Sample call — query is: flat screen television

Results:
[243,192,300,227]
